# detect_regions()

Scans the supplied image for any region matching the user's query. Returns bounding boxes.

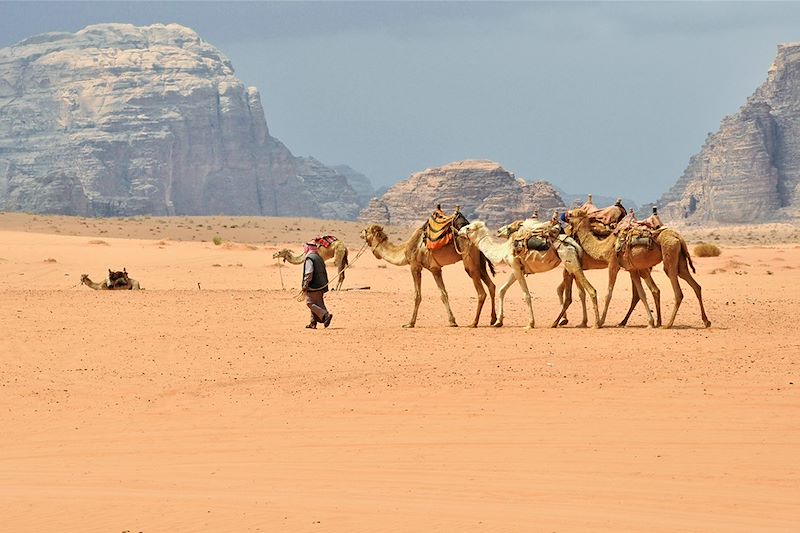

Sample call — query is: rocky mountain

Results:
[0,23,368,218]
[659,43,800,223]
[358,160,566,228]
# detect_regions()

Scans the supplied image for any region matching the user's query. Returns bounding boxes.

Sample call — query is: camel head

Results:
[496,220,524,239]
[457,220,489,242]
[360,224,388,248]
[80,274,89,285]
[562,208,589,235]
[272,249,290,262]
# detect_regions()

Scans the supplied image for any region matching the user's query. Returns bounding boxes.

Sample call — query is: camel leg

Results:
[466,268,487,328]
[479,258,498,326]
[404,266,423,328]
[494,272,517,328]
[663,269,684,329]
[617,274,642,327]
[599,264,621,327]
[641,270,662,327]
[552,272,572,328]
[630,271,655,327]
[556,269,576,327]
[431,268,457,327]
[677,258,711,328]
[561,258,598,328]
[332,246,346,291]
[514,269,535,329]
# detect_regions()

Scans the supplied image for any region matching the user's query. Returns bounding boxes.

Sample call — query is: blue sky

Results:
[3,1,800,202]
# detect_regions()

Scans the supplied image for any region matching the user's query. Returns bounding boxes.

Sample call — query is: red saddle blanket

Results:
[313,235,338,248]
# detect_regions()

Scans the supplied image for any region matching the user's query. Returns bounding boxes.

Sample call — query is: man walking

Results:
[302,242,333,329]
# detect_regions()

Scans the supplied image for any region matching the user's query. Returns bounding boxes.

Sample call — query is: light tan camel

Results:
[80,274,142,290]
[567,208,710,328]
[272,241,349,291]
[360,224,496,328]
[498,214,663,328]
[459,220,600,329]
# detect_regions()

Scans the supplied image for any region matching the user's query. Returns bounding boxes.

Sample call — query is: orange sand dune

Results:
[1,213,799,532]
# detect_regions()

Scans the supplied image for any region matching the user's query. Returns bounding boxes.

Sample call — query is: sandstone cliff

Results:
[358,160,566,228]
[659,43,800,223]
[0,23,367,218]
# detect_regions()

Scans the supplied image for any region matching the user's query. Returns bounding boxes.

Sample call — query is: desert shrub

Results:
[694,243,721,257]
[212,235,223,246]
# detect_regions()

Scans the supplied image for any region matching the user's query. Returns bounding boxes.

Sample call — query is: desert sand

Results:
[1,211,799,532]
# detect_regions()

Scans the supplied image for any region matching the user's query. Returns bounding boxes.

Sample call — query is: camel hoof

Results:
[616,322,627,328]
[559,318,569,326]
[704,321,712,328]
[550,322,559,329]
[469,323,478,328]
[591,324,600,329]
[493,322,504,328]
[449,322,458,328]
[402,323,415,329]
[660,324,673,329]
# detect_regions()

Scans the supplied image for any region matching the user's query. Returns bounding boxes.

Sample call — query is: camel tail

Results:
[680,237,696,273]
[480,251,496,277]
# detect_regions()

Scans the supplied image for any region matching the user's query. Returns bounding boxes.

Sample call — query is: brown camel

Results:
[497,218,661,328]
[80,273,142,290]
[566,208,710,328]
[360,224,496,328]
[272,240,349,291]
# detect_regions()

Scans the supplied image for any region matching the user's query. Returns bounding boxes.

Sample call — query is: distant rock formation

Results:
[659,43,800,223]
[359,160,566,228]
[331,165,375,206]
[0,23,369,218]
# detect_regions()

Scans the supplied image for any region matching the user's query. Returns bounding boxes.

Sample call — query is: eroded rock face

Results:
[358,160,566,228]
[0,23,368,218]
[659,43,800,223]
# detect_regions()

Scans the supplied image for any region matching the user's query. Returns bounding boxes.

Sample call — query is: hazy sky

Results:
[3,1,800,203]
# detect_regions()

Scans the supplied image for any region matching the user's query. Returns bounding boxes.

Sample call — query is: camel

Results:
[272,240,349,291]
[80,273,142,290]
[498,214,664,328]
[566,208,710,328]
[360,224,496,328]
[459,220,600,329]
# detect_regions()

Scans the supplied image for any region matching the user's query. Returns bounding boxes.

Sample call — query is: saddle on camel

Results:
[577,194,629,236]
[422,204,470,250]
[311,235,338,248]
[612,206,665,255]
[510,214,563,257]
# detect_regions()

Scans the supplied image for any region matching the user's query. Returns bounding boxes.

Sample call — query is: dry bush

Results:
[88,239,109,246]
[212,235,223,245]
[694,243,721,257]
[43,258,57,263]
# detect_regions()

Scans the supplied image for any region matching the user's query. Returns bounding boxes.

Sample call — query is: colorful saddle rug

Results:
[423,207,469,251]
[313,235,338,248]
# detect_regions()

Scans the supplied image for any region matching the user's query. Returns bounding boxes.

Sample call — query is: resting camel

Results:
[360,224,496,328]
[272,240,349,291]
[459,220,600,329]
[566,208,710,328]
[80,273,142,290]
